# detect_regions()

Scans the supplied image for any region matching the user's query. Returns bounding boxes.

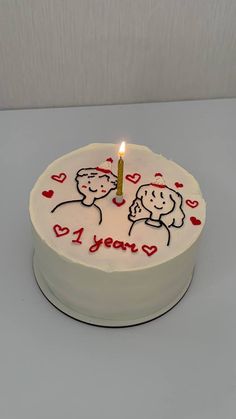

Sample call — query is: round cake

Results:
[30,143,206,327]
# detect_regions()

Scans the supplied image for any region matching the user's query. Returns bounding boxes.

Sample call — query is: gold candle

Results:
[116,141,126,197]
[116,157,124,196]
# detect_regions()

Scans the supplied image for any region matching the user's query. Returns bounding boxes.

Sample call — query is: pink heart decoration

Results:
[42,190,54,198]
[175,182,183,188]
[112,197,126,207]
[51,173,67,183]
[142,245,158,257]
[190,216,201,226]
[53,224,70,237]
[125,173,141,184]
[186,199,199,209]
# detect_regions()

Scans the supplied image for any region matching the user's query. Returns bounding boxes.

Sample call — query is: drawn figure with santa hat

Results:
[128,173,185,246]
[51,158,117,224]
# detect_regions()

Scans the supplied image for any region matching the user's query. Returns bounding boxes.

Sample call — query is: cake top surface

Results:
[30,143,206,272]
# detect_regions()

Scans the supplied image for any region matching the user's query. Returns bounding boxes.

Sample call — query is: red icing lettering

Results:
[89,235,141,254]
[72,227,84,244]
[125,242,139,253]
[89,235,103,253]
[104,237,113,248]
[113,240,126,250]
[51,228,157,257]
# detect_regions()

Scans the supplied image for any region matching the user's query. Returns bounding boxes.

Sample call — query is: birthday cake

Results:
[30,143,206,326]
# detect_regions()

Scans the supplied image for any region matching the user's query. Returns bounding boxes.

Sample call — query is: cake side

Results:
[32,222,199,326]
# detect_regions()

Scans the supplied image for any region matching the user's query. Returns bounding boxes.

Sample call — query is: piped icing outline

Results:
[29,143,206,271]
[51,163,117,225]
[128,183,185,246]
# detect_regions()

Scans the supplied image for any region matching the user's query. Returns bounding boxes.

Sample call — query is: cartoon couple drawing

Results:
[51,160,185,246]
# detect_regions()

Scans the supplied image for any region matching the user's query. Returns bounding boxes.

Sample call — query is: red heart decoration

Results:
[175,182,183,188]
[106,157,113,163]
[186,199,199,208]
[42,190,54,198]
[112,197,126,207]
[190,216,201,226]
[53,224,70,237]
[142,245,158,257]
[51,173,67,183]
[125,173,141,184]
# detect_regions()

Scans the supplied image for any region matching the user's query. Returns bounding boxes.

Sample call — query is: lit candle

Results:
[116,140,126,202]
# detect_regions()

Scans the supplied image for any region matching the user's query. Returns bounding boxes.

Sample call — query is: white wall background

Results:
[0,0,236,109]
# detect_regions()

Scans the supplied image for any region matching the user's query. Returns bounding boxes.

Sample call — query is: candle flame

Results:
[119,140,126,157]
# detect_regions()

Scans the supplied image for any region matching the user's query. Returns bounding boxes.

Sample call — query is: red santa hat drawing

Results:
[96,157,113,174]
[150,172,166,188]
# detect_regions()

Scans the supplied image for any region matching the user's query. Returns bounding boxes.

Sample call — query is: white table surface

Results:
[0,99,235,419]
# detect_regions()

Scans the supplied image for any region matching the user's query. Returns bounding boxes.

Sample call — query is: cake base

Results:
[33,254,194,328]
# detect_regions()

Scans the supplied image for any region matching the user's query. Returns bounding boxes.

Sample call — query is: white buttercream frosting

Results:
[30,143,206,326]
[30,143,206,272]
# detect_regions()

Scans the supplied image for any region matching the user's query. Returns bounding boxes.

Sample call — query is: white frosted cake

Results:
[30,143,206,326]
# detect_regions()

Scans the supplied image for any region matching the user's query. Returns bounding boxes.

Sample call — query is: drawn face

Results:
[76,169,117,206]
[137,185,175,219]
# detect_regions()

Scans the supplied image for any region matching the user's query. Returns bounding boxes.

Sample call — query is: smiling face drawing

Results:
[128,178,185,245]
[137,185,176,220]
[76,168,117,206]
[51,158,117,225]
[130,183,185,225]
